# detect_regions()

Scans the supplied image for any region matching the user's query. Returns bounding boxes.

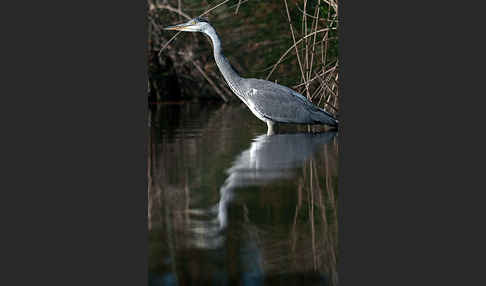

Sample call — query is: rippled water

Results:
[148,102,339,286]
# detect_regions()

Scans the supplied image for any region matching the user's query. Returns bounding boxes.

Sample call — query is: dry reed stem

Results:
[308,1,321,87]
[282,0,309,98]
[293,65,335,88]
[314,71,338,108]
[322,31,329,73]
[310,84,324,101]
[302,0,309,98]
[296,3,322,20]
[266,28,331,80]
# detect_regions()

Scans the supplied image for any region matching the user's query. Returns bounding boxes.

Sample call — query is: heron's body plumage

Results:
[240,79,338,126]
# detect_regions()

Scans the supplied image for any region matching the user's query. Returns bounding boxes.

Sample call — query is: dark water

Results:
[148,102,339,286]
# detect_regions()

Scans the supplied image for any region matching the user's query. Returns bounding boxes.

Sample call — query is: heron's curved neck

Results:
[204,27,242,92]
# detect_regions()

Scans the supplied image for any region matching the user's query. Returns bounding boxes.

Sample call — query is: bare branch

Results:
[192,61,229,102]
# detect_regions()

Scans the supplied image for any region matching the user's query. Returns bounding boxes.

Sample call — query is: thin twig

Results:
[192,61,229,102]
[235,0,243,15]
[158,30,183,58]
[199,0,231,17]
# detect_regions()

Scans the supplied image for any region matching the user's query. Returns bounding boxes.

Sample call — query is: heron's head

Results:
[164,17,211,33]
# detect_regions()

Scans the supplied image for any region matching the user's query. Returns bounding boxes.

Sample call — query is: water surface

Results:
[148,102,339,285]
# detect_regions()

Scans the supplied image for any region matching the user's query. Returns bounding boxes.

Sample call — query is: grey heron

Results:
[164,17,339,135]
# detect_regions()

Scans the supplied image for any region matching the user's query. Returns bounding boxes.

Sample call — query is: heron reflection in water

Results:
[164,18,339,135]
[186,131,336,247]
[216,131,337,228]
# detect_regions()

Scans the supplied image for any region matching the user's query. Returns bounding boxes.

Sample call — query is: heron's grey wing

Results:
[243,79,318,123]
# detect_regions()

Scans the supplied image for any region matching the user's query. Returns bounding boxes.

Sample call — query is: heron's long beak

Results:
[163,22,194,31]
